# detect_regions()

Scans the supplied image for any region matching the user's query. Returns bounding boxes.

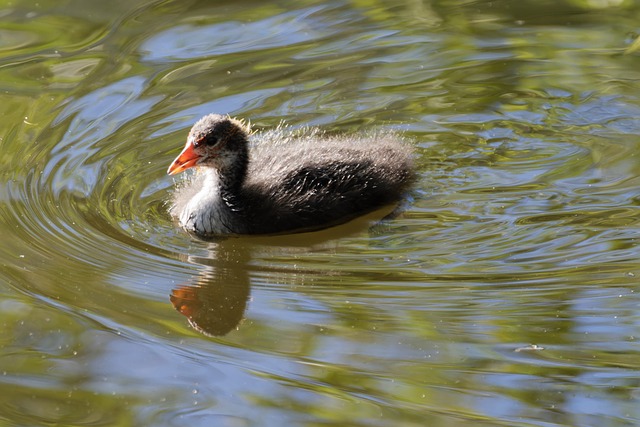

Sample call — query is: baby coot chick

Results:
[167,114,414,239]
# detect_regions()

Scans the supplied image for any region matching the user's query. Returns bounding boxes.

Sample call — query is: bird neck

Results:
[211,147,248,211]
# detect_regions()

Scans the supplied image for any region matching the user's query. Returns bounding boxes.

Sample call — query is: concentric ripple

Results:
[2,87,197,306]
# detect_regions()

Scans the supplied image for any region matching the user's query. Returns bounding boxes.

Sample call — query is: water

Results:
[1,0,640,425]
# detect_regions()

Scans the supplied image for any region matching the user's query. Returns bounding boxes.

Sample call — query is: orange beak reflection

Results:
[167,143,200,175]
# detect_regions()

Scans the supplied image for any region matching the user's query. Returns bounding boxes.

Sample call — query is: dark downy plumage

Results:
[168,114,414,238]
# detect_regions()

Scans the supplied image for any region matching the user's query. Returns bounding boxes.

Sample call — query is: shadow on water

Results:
[169,205,401,336]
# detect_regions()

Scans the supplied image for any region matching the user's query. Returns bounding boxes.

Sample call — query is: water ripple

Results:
[3,2,640,425]
[141,6,328,62]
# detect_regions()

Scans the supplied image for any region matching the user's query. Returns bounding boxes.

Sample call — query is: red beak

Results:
[167,143,200,175]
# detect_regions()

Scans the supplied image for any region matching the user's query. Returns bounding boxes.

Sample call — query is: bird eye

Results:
[205,135,218,147]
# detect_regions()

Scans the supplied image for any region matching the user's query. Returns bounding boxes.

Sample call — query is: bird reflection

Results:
[171,240,251,337]
[169,204,408,337]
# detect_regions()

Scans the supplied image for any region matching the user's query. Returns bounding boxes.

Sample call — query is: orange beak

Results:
[167,142,200,175]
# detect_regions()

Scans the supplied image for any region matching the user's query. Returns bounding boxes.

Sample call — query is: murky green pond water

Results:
[2,0,640,425]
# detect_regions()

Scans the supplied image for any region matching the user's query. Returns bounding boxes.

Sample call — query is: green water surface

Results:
[1,0,640,426]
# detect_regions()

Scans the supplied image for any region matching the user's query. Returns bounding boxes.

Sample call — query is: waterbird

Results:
[167,114,414,239]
